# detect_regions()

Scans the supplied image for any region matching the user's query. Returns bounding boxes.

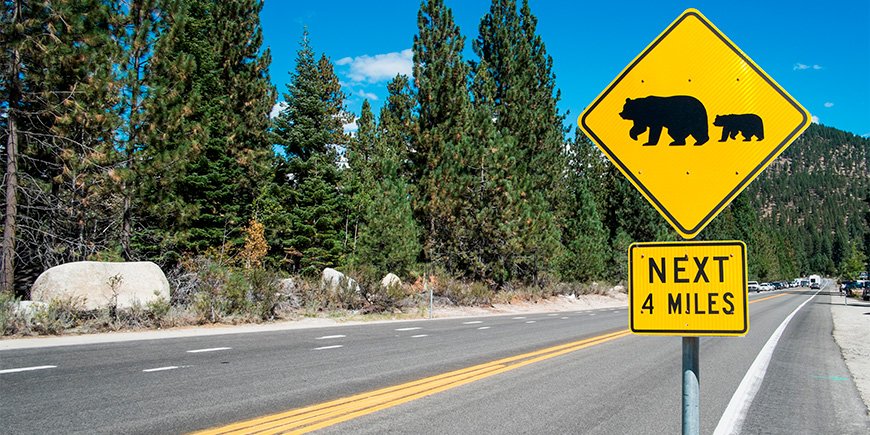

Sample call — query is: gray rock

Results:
[14,301,48,321]
[30,261,170,310]
[321,268,360,295]
[381,273,401,289]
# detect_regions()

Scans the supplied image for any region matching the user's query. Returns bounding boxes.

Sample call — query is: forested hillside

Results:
[2,0,868,302]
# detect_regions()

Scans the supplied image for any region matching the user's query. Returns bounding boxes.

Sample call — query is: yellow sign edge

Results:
[578,9,812,239]
[627,240,749,336]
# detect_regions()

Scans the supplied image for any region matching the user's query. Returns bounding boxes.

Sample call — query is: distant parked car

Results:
[748,281,760,293]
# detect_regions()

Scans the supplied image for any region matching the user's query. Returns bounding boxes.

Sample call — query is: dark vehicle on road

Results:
[810,281,821,290]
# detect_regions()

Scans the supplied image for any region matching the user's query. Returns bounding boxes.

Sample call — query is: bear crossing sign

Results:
[578,9,811,239]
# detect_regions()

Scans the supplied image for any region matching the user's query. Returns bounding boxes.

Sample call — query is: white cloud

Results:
[340,49,413,83]
[862,132,870,139]
[357,90,378,101]
[270,101,288,119]
[823,102,834,108]
[794,63,823,71]
[811,115,819,124]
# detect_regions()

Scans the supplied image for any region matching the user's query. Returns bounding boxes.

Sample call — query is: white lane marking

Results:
[512,316,526,320]
[561,317,570,320]
[0,365,57,374]
[143,366,179,373]
[462,321,483,324]
[525,321,536,324]
[547,314,559,316]
[395,327,422,331]
[589,313,596,316]
[314,345,344,351]
[411,335,428,338]
[477,326,491,330]
[713,290,820,435]
[316,335,346,340]
[186,347,232,353]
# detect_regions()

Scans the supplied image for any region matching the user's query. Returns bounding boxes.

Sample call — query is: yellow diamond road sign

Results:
[629,241,748,336]
[579,9,811,239]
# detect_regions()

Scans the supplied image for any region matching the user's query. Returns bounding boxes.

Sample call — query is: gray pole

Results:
[682,336,700,435]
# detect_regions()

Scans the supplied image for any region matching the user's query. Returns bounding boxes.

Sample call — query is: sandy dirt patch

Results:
[830,296,870,414]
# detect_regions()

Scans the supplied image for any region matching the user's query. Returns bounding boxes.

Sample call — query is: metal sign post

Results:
[682,336,700,435]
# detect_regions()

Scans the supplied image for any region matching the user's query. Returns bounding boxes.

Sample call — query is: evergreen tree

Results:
[269,31,349,275]
[2,0,121,294]
[557,128,608,281]
[115,0,197,262]
[127,0,201,264]
[412,0,473,272]
[166,0,275,255]
[472,0,566,282]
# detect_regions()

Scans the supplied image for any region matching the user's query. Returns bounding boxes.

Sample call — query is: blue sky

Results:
[260,0,870,138]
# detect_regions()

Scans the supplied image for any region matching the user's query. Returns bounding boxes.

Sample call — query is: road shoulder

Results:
[831,293,870,415]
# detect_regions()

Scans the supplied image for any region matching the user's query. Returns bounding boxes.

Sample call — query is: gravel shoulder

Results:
[830,293,870,414]
[0,291,627,351]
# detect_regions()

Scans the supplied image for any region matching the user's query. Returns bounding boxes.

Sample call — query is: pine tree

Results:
[167,0,275,255]
[127,0,201,264]
[412,0,474,272]
[472,0,566,282]
[115,0,197,262]
[268,31,349,275]
[557,128,608,282]
[2,0,121,293]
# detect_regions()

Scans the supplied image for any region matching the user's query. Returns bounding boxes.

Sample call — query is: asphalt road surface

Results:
[2,287,868,434]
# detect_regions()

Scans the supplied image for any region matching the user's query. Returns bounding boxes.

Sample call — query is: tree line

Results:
[2,0,868,298]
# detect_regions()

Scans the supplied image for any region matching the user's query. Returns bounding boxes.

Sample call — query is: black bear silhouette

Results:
[619,96,709,146]
[713,114,764,142]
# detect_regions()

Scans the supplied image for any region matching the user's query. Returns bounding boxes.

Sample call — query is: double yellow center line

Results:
[196,293,789,434]
[194,329,631,435]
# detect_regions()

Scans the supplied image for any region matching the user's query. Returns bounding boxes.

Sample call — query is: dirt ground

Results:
[830,295,870,414]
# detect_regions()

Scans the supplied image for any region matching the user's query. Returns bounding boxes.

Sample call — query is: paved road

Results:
[1,288,868,434]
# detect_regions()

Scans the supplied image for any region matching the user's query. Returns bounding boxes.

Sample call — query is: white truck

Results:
[809,274,822,289]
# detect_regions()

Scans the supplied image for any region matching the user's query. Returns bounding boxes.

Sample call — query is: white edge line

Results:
[0,365,57,374]
[462,321,483,324]
[395,327,422,331]
[713,289,820,435]
[316,335,347,340]
[143,366,179,373]
[411,335,428,338]
[186,347,232,353]
[477,326,491,330]
[314,345,344,350]
[525,321,536,324]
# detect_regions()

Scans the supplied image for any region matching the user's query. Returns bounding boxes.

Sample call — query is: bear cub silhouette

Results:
[619,95,709,146]
[713,114,764,142]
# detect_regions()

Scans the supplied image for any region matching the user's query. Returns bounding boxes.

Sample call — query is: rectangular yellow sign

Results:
[629,241,748,336]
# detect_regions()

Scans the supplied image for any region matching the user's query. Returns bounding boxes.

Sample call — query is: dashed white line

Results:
[589,313,596,316]
[411,335,428,338]
[0,365,57,374]
[395,327,422,331]
[316,335,346,340]
[547,314,559,316]
[561,317,570,320]
[186,347,232,353]
[143,366,179,373]
[314,345,344,350]
[512,316,526,320]
[525,321,536,324]
[462,321,483,324]
[477,326,491,330]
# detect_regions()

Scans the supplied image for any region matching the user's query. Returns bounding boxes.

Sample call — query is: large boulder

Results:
[30,261,170,310]
[381,273,401,289]
[320,268,360,295]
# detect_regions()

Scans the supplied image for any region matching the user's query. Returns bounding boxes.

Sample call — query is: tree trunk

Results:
[2,3,21,294]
